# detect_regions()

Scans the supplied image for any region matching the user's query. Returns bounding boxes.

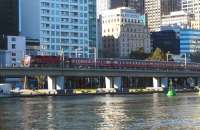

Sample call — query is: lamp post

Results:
[75,48,78,58]
[94,47,97,68]
[89,47,97,68]
[60,48,64,68]
[166,51,171,62]
[184,53,187,69]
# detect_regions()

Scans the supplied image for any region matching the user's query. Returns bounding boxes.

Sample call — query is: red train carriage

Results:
[30,56,61,67]
[24,55,200,72]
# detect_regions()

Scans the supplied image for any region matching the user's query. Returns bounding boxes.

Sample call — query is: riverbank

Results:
[9,88,198,97]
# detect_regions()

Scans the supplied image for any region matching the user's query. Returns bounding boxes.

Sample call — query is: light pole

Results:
[94,47,97,68]
[166,51,171,62]
[60,48,64,68]
[89,47,97,68]
[75,49,78,58]
[184,53,187,69]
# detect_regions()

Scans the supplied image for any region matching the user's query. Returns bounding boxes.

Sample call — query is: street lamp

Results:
[166,51,171,62]
[60,48,64,68]
[89,47,97,68]
[184,53,187,69]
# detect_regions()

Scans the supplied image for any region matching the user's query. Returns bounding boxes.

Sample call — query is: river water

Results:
[1,93,200,130]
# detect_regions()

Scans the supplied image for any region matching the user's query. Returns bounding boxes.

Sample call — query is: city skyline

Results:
[0,0,200,61]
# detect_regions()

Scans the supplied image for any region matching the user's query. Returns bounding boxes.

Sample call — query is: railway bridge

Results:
[0,67,200,91]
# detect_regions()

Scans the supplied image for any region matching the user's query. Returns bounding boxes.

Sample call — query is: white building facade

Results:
[0,36,26,67]
[97,0,111,18]
[20,0,96,58]
[182,0,200,29]
[145,0,161,32]
[161,11,194,29]
[102,7,151,58]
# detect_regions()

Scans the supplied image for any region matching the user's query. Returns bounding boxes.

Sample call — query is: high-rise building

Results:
[97,0,111,18]
[145,0,181,32]
[151,30,180,54]
[182,0,200,29]
[97,0,144,17]
[101,7,151,58]
[111,0,144,14]
[161,11,194,29]
[0,0,19,35]
[161,0,181,15]
[97,0,145,57]
[145,0,161,32]
[179,29,200,56]
[152,28,200,58]
[20,0,96,58]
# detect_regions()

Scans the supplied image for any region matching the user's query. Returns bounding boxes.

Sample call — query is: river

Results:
[0,93,200,130]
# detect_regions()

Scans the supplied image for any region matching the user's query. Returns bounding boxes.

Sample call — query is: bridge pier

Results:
[105,77,112,89]
[48,76,56,91]
[153,77,160,89]
[48,76,65,91]
[105,77,122,90]
[23,75,28,89]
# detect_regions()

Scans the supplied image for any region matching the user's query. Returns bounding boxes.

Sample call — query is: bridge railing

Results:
[0,65,198,73]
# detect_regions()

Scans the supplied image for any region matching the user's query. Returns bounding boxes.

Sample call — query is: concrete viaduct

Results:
[0,67,200,91]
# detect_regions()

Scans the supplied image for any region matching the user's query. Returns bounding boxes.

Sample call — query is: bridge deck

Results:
[0,67,200,77]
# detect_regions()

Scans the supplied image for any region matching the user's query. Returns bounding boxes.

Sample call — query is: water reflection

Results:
[1,94,200,129]
[95,95,131,129]
[47,97,54,129]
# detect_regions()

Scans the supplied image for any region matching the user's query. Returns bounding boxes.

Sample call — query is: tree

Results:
[148,48,166,61]
[36,75,46,89]
[129,48,150,60]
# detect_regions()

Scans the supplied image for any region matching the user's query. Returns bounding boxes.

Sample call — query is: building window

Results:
[12,58,16,62]
[12,53,16,56]
[11,37,16,41]
[12,44,16,49]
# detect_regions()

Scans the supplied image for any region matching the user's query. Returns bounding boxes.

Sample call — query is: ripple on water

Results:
[0,94,200,130]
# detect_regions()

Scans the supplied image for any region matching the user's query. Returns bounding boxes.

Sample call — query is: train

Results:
[22,55,200,71]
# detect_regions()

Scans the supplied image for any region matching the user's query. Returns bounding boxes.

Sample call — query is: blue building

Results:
[20,0,97,58]
[151,29,200,60]
[180,29,200,56]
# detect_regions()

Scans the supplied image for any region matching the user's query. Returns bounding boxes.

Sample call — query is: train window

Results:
[113,61,118,64]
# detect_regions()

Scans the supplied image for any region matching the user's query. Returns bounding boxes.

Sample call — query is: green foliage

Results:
[36,75,46,89]
[148,48,166,61]
[129,48,150,60]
